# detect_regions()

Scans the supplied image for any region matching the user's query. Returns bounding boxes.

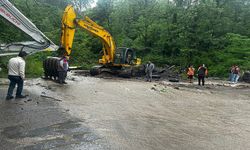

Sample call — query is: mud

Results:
[0,83,108,150]
[0,75,250,150]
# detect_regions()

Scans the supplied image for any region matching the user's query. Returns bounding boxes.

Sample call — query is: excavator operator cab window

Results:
[124,48,134,65]
[115,47,136,65]
[114,53,122,64]
[125,53,132,64]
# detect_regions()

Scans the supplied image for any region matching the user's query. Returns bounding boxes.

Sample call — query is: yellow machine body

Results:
[60,5,141,67]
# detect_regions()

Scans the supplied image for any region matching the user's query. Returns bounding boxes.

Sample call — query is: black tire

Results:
[48,58,54,79]
[43,59,49,78]
[51,58,58,80]
[43,57,60,80]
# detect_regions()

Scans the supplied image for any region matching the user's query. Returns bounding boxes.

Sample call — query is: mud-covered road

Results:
[1,75,250,150]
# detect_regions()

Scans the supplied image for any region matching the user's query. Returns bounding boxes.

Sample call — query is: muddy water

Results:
[0,82,108,150]
[52,76,250,150]
[1,76,250,150]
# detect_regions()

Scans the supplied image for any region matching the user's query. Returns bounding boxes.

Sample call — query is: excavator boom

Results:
[0,0,58,56]
[59,5,141,77]
[61,5,116,64]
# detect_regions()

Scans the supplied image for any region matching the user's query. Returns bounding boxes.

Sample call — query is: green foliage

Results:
[25,57,44,78]
[0,56,10,78]
[1,0,250,78]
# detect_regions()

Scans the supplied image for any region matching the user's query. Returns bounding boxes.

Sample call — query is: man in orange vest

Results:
[187,65,195,83]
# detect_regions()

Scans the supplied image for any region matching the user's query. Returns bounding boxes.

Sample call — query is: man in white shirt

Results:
[6,51,28,100]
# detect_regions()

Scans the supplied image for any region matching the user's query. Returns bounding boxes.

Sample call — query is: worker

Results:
[232,65,240,83]
[126,53,132,64]
[57,55,69,84]
[197,64,208,86]
[145,61,155,82]
[229,65,235,82]
[6,51,28,100]
[187,65,195,83]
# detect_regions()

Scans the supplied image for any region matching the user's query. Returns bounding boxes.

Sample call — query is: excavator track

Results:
[90,65,145,78]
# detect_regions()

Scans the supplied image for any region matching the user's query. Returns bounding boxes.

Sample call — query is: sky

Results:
[90,0,97,8]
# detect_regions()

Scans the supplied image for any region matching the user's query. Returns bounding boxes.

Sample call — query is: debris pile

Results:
[242,71,250,83]
[153,65,180,82]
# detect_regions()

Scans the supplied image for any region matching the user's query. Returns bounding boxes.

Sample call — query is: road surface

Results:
[0,76,250,150]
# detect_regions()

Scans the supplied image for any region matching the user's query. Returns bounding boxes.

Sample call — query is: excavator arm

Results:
[61,5,116,65]
[0,0,58,56]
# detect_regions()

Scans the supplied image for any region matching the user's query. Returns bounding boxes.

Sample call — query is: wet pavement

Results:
[0,84,108,150]
[1,76,250,150]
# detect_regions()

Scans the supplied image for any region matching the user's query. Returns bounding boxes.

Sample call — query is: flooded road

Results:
[1,76,250,149]
[0,81,108,150]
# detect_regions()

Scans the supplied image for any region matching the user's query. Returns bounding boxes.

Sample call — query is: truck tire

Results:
[43,57,60,80]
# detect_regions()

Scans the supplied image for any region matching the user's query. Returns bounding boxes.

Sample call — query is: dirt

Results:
[1,74,250,149]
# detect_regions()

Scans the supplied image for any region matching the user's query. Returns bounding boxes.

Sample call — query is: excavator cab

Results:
[114,47,140,66]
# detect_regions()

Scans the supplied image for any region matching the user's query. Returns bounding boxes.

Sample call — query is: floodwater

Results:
[0,80,108,150]
[1,76,250,149]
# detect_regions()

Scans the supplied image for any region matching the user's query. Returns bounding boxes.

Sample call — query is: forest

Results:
[0,0,250,77]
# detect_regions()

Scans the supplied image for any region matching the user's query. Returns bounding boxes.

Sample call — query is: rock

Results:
[151,87,157,91]
[173,86,180,90]
[242,71,250,83]
[160,89,167,92]
[0,78,9,85]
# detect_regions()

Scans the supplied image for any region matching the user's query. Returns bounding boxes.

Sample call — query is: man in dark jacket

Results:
[145,61,155,82]
[197,64,208,86]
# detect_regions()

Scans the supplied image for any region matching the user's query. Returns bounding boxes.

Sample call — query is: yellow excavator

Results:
[60,5,141,76]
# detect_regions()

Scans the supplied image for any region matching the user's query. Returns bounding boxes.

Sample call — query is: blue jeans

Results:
[229,73,234,81]
[234,74,240,83]
[58,71,67,83]
[7,75,24,97]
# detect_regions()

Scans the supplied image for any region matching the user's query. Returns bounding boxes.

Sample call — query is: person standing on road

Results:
[57,55,69,84]
[145,61,155,82]
[233,65,240,83]
[187,65,195,83]
[229,65,235,82]
[197,64,208,86]
[6,51,28,100]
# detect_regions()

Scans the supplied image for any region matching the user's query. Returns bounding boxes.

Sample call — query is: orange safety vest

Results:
[187,67,195,76]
